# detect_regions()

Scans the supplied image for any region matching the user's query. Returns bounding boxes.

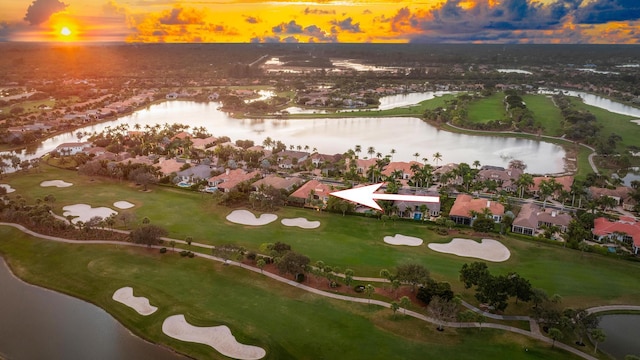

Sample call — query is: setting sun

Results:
[60,27,72,36]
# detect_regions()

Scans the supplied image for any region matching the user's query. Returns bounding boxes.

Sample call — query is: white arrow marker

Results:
[330,183,440,211]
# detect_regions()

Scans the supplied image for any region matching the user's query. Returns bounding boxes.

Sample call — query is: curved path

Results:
[4,222,637,360]
[444,122,599,175]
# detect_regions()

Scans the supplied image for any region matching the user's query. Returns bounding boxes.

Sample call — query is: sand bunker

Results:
[428,238,510,262]
[281,218,320,229]
[226,210,277,226]
[631,119,640,126]
[112,287,157,316]
[40,180,73,188]
[0,184,16,193]
[162,314,266,360]
[113,201,135,209]
[62,204,117,224]
[383,234,423,246]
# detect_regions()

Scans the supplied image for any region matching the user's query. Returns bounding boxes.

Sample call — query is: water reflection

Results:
[0,257,184,360]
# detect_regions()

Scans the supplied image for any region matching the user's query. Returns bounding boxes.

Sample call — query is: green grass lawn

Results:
[0,228,581,360]
[569,97,640,150]
[467,93,507,123]
[5,164,640,310]
[521,95,564,136]
[285,94,457,119]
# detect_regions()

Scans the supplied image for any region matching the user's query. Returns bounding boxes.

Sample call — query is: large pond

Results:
[0,257,185,360]
[8,101,566,174]
[598,314,640,359]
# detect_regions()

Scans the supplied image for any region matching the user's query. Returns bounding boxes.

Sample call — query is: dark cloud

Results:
[363,9,372,15]
[330,17,361,32]
[272,20,303,34]
[304,7,335,15]
[282,36,299,43]
[244,16,260,24]
[303,24,336,42]
[575,0,640,24]
[24,0,68,25]
[392,0,586,42]
[0,21,11,40]
[159,7,204,25]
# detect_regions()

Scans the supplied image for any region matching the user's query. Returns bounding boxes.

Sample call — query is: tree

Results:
[433,152,443,166]
[548,327,564,348]
[429,296,458,331]
[344,268,354,287]
[472,217,495,233]
[130,224,168,247]
[459,262,490,289]
[399,296,411,315]
[365,284,375,304]
[276,251,310,276]
[396,263,430,292]
[257,258,266,273]
[417,280,454,305]
[185,236,193,246]
[507,273,533,304]
[390,301,400,318]
[590,328,606,354]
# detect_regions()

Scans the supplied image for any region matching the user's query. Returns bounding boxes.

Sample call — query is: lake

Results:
[0,257,185,360]
[598,314,640,359]
[9,100,567,174]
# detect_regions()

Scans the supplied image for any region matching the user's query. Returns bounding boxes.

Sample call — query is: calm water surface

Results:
[14,100,567,174]
[598,314,640,359]
[0,257,185,360]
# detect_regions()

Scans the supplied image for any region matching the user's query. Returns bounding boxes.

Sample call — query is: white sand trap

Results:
[40,180,73,188]
[281,217,320,229]
[62,204,117,224]
[112,287,157,316]
[113,201,135,209]
[631,119,640,126]
[384,234,423,246]
[428,238,510,262]
[226,210,277,226]
[162,314,266,360]
[0,184,16,193]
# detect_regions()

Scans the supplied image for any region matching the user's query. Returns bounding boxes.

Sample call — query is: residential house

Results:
[351,158,377,175]
[191,136,218,151]
[395,190,441,219]
[154,157,185,176]
[277,150,309,169]
[449,194,504,226]
[207,169,261,193]
[252,175,304,192]
[511,203,572,236]
[176,164,219,183]
[592,216,640,254]
[477,167,523,192]
[589,186,634,210]
[382,161,422,180]
[289,179,333,207]
[310,153,340,168]
[55,142,91,156]
[166,92,178,100]
[530,176,574,198]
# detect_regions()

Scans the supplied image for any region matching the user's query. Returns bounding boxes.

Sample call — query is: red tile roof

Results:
[290,179,333,201]
[449,194,505,218]
[593,217,640,248]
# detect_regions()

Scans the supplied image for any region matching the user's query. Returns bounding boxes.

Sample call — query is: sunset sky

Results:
[1,0,639,43]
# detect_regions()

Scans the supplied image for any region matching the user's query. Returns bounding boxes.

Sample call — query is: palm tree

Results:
[433,152,443,166]
[590,329,606,354]
[413,152,420,162]
[354,145,362,158]
[389,148,396,161]
[516,173,534,198]
[367,146,375,159]
[473,160,481,169]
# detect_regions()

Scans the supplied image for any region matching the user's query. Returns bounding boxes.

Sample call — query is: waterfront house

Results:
[449,194,504,226]
[592,216,640,254]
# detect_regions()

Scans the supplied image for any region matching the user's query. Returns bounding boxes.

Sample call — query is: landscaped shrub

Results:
[246,251,257,261]
[295,273,305,282]
[180,250,190,257]
[159,247,167,253]
[188,251,195,258]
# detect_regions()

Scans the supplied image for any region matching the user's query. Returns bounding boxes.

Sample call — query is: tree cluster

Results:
[459,262,533,312]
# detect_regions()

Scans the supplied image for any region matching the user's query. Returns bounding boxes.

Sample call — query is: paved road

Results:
[4,222,637,360]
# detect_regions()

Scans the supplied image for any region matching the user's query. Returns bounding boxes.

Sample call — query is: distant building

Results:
[511,203,572,236]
